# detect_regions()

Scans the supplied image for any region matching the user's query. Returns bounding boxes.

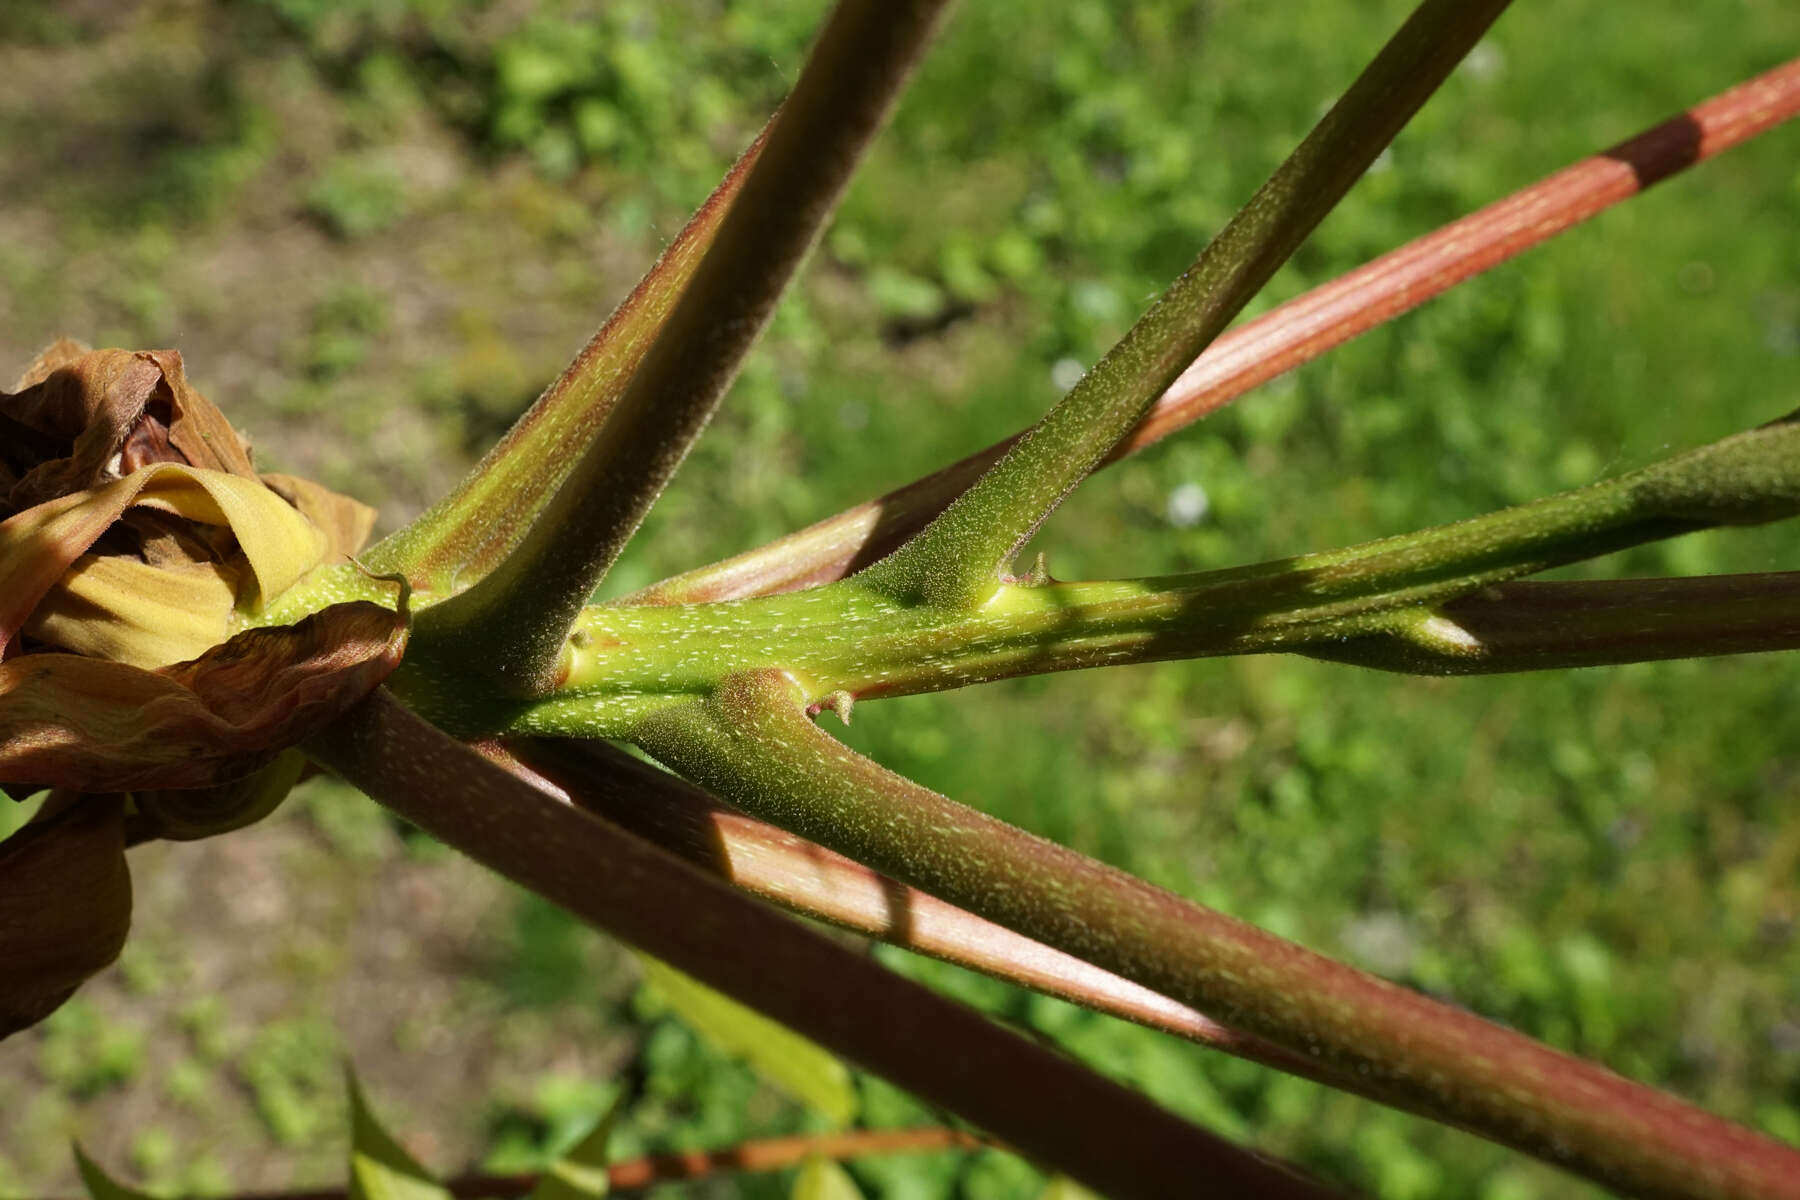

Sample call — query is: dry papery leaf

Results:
[0,600,408,794]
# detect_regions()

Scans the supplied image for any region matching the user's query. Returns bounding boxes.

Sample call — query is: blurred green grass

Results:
[1,1,1797,1196]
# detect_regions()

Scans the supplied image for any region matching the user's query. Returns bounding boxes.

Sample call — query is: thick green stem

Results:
[631,672,1800,1200]
[409,0,956,692]
[304,690,1338,1200]
[484,411,1800,736]
[1311,572,1800,674]
[860,0,1514,611]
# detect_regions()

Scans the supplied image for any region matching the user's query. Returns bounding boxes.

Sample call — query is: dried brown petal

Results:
[133,749,308,842]
[0,343,255,517]
[0,794,131,1040]
[7,338,90,391]
[0,601,407,793]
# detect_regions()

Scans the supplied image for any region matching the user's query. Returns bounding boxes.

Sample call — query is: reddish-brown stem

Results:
[90,1127,987,1200]
[627,57,1800,606]
[304,691,1343,1200]
[509,736,1334,1084]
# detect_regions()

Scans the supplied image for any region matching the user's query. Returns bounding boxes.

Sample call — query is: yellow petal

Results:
[23,555,237,668]
[123,467,327,605]
[261,472,378,559]
[1,463,325,657]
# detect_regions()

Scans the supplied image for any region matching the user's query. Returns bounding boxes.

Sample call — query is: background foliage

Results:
[0,0,1797,1196]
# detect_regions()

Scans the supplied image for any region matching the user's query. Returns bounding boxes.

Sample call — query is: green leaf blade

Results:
[72,1146,156,1200]
[639,954,859,1127]
[346,1067,452,1200]
[791,1156,867,1200]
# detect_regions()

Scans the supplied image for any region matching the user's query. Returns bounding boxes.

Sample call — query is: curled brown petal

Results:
[2,346,166,512]
[0,794,131,1039]
[144,348,256,477]
[0,601,408,793]
[2,344,256,508]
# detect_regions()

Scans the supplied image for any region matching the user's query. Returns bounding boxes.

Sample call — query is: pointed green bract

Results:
[402,0,957,695]
[346,1067,452,1200]
[638,954,859,1127]
[791,1157,868,1200]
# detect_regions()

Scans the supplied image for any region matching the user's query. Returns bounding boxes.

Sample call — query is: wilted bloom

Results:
[0,340,408,1036]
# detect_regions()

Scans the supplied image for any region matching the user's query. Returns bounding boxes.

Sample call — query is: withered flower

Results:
[0,340,408,1037]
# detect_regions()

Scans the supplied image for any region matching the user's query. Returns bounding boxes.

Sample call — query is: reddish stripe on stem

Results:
[1127,55,1800,456]
[512,736,1335,1083]
[628,58,1800,605]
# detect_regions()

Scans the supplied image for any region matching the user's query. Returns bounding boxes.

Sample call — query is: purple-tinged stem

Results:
[1310,572,1800,674]
[304,690,1344,1200]
[511,735,1331,1082]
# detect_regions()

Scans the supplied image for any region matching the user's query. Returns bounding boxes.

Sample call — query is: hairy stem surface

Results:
[409,0,956,691]
[860,0,1513,610]
[482,411,1800,735]
[632,671,1800,1200]
[629,57,1800,606]
[361,132,767,594]
[305,690,1337,1200]
[513,736,1326,1078]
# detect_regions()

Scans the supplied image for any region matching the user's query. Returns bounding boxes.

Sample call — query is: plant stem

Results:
[304,690,1342,1200]
[511,736,1328,1080]
[860,0,1514,611]
[1309,572,1800,674]
[491,411,1800,734]
[408,0,956,692]
[631,670,1800,1200]
[627,57,1800,607]
[360,130,767,594]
